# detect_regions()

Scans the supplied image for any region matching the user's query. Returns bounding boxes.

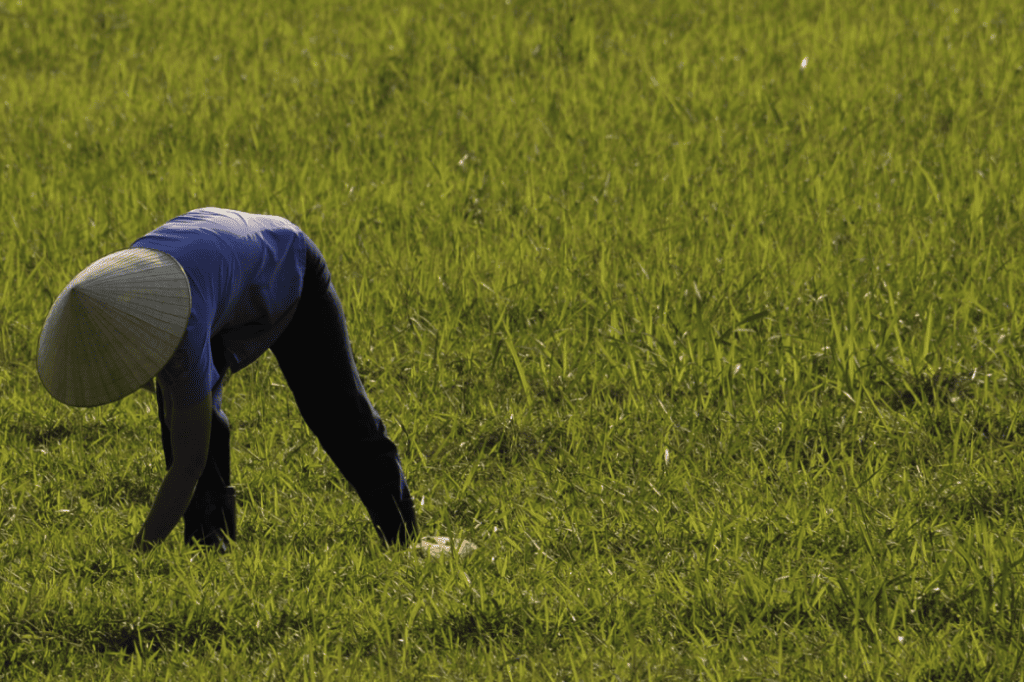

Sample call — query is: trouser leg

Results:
[270,237,416,546]
[157,377,236,546]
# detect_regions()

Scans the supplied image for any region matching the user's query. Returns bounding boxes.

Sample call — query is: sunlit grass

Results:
[2,0,1024,678]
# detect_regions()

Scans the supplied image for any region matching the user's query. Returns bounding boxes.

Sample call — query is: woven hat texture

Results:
[37,248,191,407]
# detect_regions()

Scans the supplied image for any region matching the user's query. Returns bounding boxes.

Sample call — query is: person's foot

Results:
[210,530,230,554]
[184,486,237,550]
[369,493,418,547]
[188,527,230,553]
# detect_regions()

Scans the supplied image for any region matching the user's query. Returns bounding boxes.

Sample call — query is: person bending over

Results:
[37,207,417,551]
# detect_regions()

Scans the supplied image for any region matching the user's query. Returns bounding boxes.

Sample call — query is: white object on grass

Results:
[414,536,478,558]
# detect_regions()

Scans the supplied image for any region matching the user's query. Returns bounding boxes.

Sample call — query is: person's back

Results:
[132,208,308,409]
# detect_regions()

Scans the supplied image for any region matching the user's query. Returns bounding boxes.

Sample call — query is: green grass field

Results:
[3,0,1024,678]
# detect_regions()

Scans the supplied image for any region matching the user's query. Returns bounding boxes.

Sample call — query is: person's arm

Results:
[134,388,212,550]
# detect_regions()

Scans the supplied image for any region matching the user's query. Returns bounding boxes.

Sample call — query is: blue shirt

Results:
[131,208,307,409]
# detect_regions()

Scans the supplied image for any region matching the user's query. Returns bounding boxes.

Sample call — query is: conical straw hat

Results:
[37,248,191,407]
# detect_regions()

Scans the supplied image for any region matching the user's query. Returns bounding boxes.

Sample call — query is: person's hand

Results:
[137,390,212,548]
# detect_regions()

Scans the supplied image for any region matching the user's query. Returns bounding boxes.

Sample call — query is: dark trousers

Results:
[157,234,416,547]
